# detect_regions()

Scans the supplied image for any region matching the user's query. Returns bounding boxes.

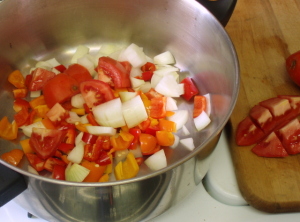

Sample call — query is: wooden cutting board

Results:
[225,0,300,213]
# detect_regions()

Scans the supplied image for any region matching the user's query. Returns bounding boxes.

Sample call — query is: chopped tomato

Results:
[13,98,30,112]
[54,64,67,73]
[8,70,26,89]
[1,149,24,166]
[29,68,56,91]
[29,128,67,160]
[139,133,158,155]
[26,153,45,171]
[193,95,206,118]
[98,56,131,88]
[142,71,154,81]
[180,77,199,101]
[251,132,288,157]
[64,63,92,84]
[46,103,69,124]
[149,97,167,119]
[52,164,66,180]
[14,107,30,127]
[249,105,276,133]
[80,79,115,108]
[43,73,80,108]
[44,157,66,172]
[120,61,132,74]
[286,51,300,86]
[259,97,292,120]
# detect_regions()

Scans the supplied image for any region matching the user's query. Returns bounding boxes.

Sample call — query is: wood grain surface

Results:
[225,0,300,213]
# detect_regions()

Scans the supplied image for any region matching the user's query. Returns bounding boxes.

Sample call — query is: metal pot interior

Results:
[0,0,239,185]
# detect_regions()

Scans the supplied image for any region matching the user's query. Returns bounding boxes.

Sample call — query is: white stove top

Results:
[1,131,300,222]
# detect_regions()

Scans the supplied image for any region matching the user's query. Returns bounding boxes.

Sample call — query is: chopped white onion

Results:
[119,43,147,67]
[119,91,137,103]
[153,51,175,65]
[77,55,95,75]
[170,135,180,149]
[114,149,129,164]
[130,77,145,89]
[194,111,211,131]
[66,111,81,124]
[71,94,85,109]
[204,93,212,116]
[167,110,189,130]
[28,165,39,175]
[67,141,85,164]
[30,90,41,98]
[130,67,143,77]
[139,82,152,93]
[80,115,89,124]
[129,145,143,158]
[21,121,45,137]
[166,97,178,111]
[153,66,179,75]
[144,149,167,171]
[86,126,116,136]
[180,138,195,151]
[99,43,122,55]
[75,131,84,145]
[182,125,190,136]
[122,95,148,128]
[155,75,182,97]
[93,98,126,128]
[71,45,90,64]
[65,163,90,182]
[51,67,61,74]
[45,58,61,67]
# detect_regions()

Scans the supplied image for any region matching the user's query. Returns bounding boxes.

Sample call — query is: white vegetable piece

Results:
[155,75,183,97]
[130,67,143,77]
[119,43,147,67]
[93,98,126,128]
[80,115,89,124]
[75,131,84,146]
[66,111,81,124]
[86,126,116,136]
[21,121,45,137]
[77,55,95,75]
[122,95,148,128]
[153,51,175,65]
[67,141,85,164]
[144,149,167,171]
[45,58,61,67]
[114,149,129,164]
[194,111,211,131]
[167,110,189,130]
[71,94,85,109]
[138,82,152,93]
[204,93,212,116]
[71,45,90,64]
[129,145,143,158]
[130,77,145,89]
[170,135,180,149]
[119,91,137,103]
[28,165,39,175]
[165,97,178,111]
[180,138,195,151]
[30,90,41,98]
[65,163,90,182]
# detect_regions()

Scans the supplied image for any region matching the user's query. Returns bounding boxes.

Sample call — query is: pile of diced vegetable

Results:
[0,43,211,182]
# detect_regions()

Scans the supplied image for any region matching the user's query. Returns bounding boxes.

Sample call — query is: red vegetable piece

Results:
[249,105,276,133]
[54,64,67,73]
[180,77,199,101]
[236,116,266,146]
[141,62,156,72]
[286,51,300,87]
[95,151,111,166]
[29,68,56,91]
[82,132,98,144]
[52,164,66,180]
[144,88,163,100]
[13,98,30,112]
[14,108,30,127]
[259,97,292,119]
[149,97,167,119]
[29,128,67,160]
[142,71,154,81]
[57,143,74,154]
[46,103,69,125]
[44,157,66,172]
[26,153,45,171]
[98,56,131,88]
[64,63,92,84]
[120,61,132,74]
[251,132,288,158]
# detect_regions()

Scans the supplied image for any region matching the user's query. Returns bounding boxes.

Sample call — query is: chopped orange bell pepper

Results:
[0,116,18,140]
[111,134,131,150]
[119,130,134,142]
[99,174,110,182]
[13,88,27,98]
[20,139,34,154]
[1,149,24,166]
[8,70,26,89]
[75,122,91,133]
[71,108,85,116]
[81,160,107,182]
[34,104,50,118]
[156,131,175,146]
[158,119,177,132]
[29,95,46,109]
[41,118,56,129]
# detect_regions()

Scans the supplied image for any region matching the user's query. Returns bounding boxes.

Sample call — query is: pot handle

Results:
[0,163,27,207]
[197,0,237,26]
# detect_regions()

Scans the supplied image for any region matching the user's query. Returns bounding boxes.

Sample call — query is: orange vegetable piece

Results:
[139,133,158,155]
[41,118,56,129]
[81,160,107,182]
[75,122,91,133]
[34,105,50,118]
[20,139,34,154]
[8,70,26,89]
[193,95,206,118]
[149,97,167,119]
[110,134,132,150]
[114,152,139,180]
[0,116,18,140]
[13,88,27,98]
[165,111,175,117]
[71,108,85,116]
[29,95,46,109]
[156,131,175,146]
[158,119,177,132]
[99,174,110,182]
[1,149,24,166]
[61,155,70,165]
[119,130,134,142]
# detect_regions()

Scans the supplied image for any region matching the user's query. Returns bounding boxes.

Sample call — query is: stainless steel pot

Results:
[0,0,239,221]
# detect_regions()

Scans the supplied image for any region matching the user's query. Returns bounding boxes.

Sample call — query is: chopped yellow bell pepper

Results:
[114,153,139,180]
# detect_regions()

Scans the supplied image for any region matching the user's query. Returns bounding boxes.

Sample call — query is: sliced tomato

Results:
[120,61,132,74]
[249,105,276,133]
[54,64,67,73]
[149,97,167,119]
[13,98,30,112]
[64,63,92,84]
[52,164,66,180]
[80,79,115,108]
[26,153,45,171]
[142,71,154,81]
[259,97,292,120]
[43,73,80,108]
[44,157,66,172]
[98,56,131,88]
[277,118,300,155]
[236,116,266,146]
[251,132,288,157]
[46,103,69,125]
[29,68,56,91]
[180,77,199,101]
[29,128,67,160]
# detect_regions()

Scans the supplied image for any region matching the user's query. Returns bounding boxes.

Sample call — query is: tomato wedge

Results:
[29,68,56,91]
[64,63,92,84]
[80,79,115,108]
[98,56,131,88]
[29,128,67,160]
[43,73,80,108]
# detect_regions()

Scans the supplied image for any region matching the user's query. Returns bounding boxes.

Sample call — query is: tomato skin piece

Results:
[29,68,56,91]
[286,51,300,87]
[120,61,132,74]
[43,73,80,108]
[180,77,199,101]
[98,57,131,88]
[29,128,67,160]
[236,116,266,146]
[64,63,92,84]
[142,71,154,81]
[251,132,288,157]
[80,79,115,108]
